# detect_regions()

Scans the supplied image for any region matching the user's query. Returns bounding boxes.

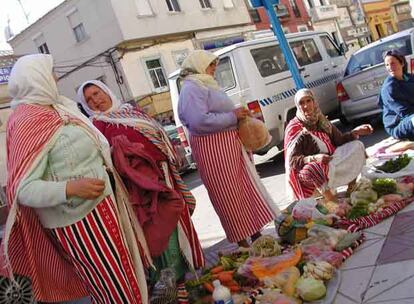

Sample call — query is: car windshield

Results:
[344,35,412,77]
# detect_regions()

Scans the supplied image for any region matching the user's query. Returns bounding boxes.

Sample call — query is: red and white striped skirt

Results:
[190,129,275,243]
[297,162,329,198]
[50,196,142,304]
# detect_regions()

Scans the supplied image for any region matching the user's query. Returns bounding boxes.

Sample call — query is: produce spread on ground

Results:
[186,153,414,303]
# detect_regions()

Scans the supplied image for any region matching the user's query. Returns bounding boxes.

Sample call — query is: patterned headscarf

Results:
[294,88,332,134]
[179,50,220,90]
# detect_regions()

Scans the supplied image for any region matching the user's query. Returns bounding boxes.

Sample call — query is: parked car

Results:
[169,30,346,155]
[163,124,195,173]
[337,28,414,124]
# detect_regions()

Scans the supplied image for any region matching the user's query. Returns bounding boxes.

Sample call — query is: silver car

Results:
[337,28,414,124]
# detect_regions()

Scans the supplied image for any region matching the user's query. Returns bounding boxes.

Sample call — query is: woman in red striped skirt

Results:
[177,50,279,248]
[2,54,150,303]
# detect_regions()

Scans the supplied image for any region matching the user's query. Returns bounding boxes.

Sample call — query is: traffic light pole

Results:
[251,0,305,89]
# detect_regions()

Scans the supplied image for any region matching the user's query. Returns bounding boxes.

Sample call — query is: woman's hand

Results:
[234,107,251,121]
[307,154,332,164]
[351,124,374,138]
[66,178,105,200]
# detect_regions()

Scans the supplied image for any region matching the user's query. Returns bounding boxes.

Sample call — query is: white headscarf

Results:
[8,54,113,165]
[77,80,123,117]
[180,50,220,90]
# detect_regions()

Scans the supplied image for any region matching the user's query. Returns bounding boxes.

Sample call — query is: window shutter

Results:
[135,0,154,16]
[223,0,234,8]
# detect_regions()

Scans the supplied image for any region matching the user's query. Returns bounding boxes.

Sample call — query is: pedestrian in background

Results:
[379,49,414,140]
[78,80,204,303]
[178,50,279,248]
[2,54,149,303]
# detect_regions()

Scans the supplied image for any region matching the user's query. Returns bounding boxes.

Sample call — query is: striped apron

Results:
[190,129,276,243]
[51,196,142,304]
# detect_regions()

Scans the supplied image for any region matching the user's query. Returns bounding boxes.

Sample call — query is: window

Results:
[33,34,50,54]
[297,25,308,32]
[145,59,168,90]
[307,0,314,8]
[166,0,181,12]
[215,57,236,90]
[249,9,261,23]
[67,9,87,42]
[344,35,412,76]
[289,39,322,66]
[251,45,288,77]
[135,0,154,16]
[321,35,341,57]
[290,0,301,17]
[199,0,212,9]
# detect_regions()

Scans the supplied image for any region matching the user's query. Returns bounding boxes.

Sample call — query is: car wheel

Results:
[0,275,35,304]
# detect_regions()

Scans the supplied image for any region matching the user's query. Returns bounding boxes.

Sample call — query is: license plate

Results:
[360,78,384,92]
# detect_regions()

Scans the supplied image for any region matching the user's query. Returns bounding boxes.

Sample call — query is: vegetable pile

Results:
[375,154,411,173]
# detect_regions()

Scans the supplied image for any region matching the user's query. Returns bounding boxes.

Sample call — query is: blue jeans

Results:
[388,114,414,140]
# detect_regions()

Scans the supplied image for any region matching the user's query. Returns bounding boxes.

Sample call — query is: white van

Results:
[168,31,346,154]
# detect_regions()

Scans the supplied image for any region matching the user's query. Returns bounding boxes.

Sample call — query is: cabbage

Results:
[296,277,326,301]
[250,235,282,257]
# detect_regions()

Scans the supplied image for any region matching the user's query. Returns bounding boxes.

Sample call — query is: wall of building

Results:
[250,0,312,32]
[119,39,194,99]
[363,0,398,40]
[110,0,252,41]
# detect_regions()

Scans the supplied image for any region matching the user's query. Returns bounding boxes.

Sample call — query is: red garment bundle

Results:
[112,135,184,257]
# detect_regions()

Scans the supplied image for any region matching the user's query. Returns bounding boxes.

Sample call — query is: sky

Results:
[0,0,64,50]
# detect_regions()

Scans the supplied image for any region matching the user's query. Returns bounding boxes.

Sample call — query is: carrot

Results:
[203,282,214,293]
[217,271,236,283]
[228,285,241,292]
[210,265,224,274]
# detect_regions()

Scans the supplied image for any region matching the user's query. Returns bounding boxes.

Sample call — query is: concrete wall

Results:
[119,39,194,98]
[110,0,252,41]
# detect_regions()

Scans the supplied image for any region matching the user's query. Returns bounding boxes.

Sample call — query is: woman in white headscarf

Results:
[178,50,279,248]
[77,80,204,303]
[2,54,150,303]
[284,88,372,201]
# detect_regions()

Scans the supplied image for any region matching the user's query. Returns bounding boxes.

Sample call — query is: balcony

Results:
[310,5,339,22]
[275,4,290,18]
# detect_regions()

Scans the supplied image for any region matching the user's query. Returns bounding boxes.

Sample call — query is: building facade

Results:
[390,0,414,31]
[362,0,398,41]
[247,0,313,33]
[9,0,255,120]
[329,0,371,53]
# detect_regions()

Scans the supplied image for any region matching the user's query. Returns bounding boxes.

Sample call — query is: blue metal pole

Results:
[261,0,305,89]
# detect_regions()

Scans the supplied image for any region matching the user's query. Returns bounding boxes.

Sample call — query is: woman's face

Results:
[205,60,218,76]
[83,85,113,112]
[298,96,315,118]
[385,55,404,79]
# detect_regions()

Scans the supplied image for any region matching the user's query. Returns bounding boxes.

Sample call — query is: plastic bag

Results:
[291,198,327,222]
[237,247,302,280]
[307,225,347,248]
[302,246,343,268]
[238,117,272,151]
[263,266,301,296]
[150,268,177,304]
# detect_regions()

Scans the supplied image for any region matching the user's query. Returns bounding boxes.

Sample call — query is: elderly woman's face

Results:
[298,96,315,118]
[205,60,218,76]
[83,85,112,112]
[385,55,404,79]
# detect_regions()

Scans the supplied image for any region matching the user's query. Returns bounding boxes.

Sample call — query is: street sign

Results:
[250,0,279,7]
[0,67,12,84]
